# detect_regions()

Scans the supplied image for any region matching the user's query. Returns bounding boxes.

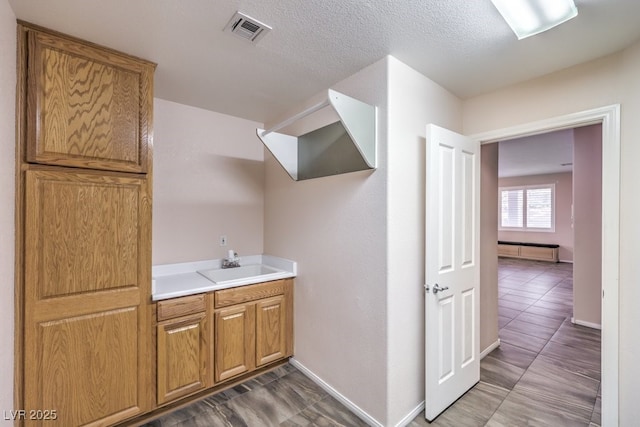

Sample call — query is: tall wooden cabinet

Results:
[15,23,155,426]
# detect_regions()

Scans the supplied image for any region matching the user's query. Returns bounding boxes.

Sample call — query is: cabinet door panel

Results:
[29,307,141,426]
[214,304,255,382]
[25,170,141,298]
[256,295,287,366]
[27,30,153,172]
[23,169,152,426]
[157,314,207,404]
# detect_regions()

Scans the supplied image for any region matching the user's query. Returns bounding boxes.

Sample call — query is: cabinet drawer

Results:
[520,245,558,261]
[214,280,286,308]
[497,244,520,257]
[157,294,206,322]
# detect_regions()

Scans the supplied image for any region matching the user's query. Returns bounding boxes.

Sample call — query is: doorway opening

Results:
[471,104,620,426]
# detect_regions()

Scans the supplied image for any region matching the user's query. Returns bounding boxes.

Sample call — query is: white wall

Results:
[152,99,264,264]
[0,0,16,421]
[386,57,463,425]
[463,40,640,425]
[264,57,389,424]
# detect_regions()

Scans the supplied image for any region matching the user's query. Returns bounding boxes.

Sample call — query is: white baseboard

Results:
[289,358,384,427]
[394,401,425,427]
[571,317,602,330]
[559,259,574,264]
[480,339,500,359]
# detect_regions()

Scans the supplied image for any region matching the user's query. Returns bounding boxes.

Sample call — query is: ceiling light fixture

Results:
[490,0,578,40]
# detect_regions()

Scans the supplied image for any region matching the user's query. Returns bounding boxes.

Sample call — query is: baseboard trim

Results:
[289,358,383,427]
[571,317,602,330]
[480,339,500,359]
[393,401,425,427]
[559,259,574,264]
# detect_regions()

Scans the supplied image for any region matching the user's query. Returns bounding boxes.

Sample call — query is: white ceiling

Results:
[8,0,640,124]
[498,129,574,178]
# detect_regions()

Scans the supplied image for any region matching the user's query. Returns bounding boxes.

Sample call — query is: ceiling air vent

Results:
[224,11,272,43]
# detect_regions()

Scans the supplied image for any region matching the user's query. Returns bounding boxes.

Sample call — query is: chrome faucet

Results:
[222,251,240,269]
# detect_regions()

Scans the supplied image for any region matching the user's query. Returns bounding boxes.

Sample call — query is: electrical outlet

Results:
[219,235,227,246]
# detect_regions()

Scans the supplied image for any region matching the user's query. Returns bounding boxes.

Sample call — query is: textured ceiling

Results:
[8,0,640,123]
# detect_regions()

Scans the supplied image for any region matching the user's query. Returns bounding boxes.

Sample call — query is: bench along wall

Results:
[498,241,559,262]
[498,172,573,262]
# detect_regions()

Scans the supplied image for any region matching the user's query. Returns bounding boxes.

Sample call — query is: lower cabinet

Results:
[214,303,255,382]
[157,312,208,404]
[156,279,293,406]
[213,280,293,383]
[156,294,209,404]
[256,295,288,366]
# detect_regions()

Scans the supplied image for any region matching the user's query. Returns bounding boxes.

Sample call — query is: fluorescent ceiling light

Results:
[491,0,578,40]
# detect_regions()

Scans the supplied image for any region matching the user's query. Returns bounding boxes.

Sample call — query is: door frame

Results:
[469,104,620,427]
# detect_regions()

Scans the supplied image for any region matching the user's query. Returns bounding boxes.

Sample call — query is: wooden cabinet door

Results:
[157,313,208,404]
[214,304,255,382]
[26,29,154,173]
[23,169,152,426]
[255,295,287,366]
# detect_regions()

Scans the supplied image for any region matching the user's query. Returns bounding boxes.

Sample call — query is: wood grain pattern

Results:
[520,245,558,262]
[120,280,293,425]
[157,313,208,404]
[31,308,140,426]
[22,169,153,426]
[14,24,29,417]
[497,244,520,257]
[25,170,141,298]
[214,304,256,382]
[283,278,294,357]
[255,295,287,366]
[214,280,286,308]
[157,294,207,322]
[17,22,155,427]
[26,28,154,173]
[498,244,559,262]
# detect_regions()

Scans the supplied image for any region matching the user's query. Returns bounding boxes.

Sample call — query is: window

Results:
[499,184,555,232]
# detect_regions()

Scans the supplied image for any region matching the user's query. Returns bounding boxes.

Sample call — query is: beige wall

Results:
[0,0,15,418]
[152,99,264,265]
[463,40,640,425]
[264,56,464,426]
[498,172,574,262]
[573,124,602,326]
[386,57,463,424]
[480,144,499,352]
[264,57,389,424]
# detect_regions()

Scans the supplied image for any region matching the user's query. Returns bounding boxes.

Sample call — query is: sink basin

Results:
[197,264,284,284]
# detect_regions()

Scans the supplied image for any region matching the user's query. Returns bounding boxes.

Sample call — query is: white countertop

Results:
[152,255,296,301]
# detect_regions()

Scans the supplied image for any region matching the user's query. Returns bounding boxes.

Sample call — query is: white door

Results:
[424,124,480,421]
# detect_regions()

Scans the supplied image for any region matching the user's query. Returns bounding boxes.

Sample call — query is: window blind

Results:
[501,189,523,228]
[526,188,552,229]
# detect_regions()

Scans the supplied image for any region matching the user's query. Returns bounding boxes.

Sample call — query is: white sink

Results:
[197,264,284,284]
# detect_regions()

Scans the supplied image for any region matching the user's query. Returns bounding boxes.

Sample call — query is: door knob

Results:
[432,283,449,294]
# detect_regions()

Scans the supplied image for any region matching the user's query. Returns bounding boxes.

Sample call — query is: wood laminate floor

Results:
[145,258,601,426]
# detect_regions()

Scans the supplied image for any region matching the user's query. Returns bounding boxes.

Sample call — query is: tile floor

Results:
[144,258,601,427]
[410,258,601,427]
